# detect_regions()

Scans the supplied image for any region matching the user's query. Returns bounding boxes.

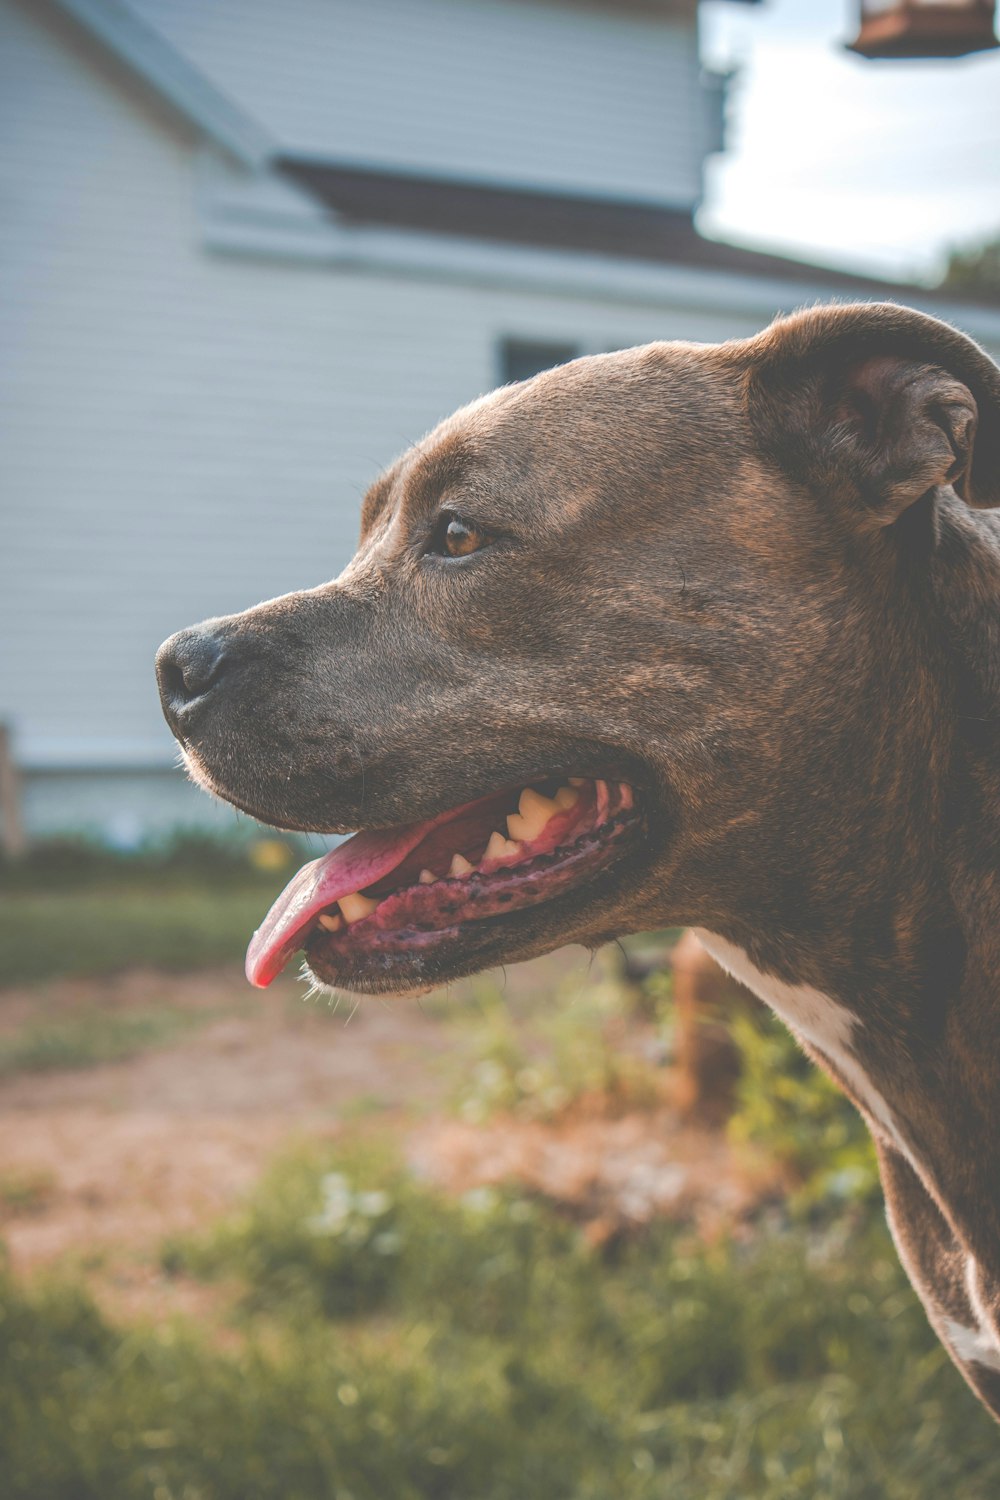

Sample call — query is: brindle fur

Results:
[157,302,1000,1418]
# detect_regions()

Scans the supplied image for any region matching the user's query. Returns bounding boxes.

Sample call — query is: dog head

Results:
[156,302,1000,994]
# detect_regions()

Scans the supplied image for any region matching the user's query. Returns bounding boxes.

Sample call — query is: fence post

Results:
[0,723,26,858]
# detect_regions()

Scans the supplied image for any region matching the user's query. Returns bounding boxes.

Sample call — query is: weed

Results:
[453,979,665,1123]
[728,1009,880,1209]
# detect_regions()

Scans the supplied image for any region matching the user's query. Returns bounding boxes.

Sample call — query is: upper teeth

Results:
[483,830,522,863]
[317,779,631,933]
[507,786,558,841]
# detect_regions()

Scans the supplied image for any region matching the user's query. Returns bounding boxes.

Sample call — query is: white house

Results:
[2,0,998,846]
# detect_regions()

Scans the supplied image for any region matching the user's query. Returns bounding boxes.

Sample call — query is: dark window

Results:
[499,338,579,385]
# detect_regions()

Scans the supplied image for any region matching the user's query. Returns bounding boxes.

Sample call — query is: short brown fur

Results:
[157,302,1000,1418]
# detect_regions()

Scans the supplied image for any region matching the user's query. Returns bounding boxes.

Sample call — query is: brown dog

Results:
[157,301,1000,1417]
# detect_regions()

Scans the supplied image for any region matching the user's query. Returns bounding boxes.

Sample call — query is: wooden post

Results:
[0,723,26,858]
[672,929,751,1124]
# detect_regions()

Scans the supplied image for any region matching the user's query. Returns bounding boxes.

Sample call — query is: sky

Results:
[698,0,1000,282]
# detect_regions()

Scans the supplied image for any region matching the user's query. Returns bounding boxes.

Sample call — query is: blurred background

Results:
[2,1,1000,1495]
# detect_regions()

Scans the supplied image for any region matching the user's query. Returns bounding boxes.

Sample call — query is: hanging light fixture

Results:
[848,0,998,58]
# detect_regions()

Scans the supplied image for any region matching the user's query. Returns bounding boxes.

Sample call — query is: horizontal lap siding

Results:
[126,0,712,206]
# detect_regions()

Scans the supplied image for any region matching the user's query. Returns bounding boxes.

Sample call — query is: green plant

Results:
[171,1140,580,1340]
[727,1009,880,1209]
[453,979,664,1124]
[940,229,1000,301]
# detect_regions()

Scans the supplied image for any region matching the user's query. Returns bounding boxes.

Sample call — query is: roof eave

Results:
[51,0,274,168]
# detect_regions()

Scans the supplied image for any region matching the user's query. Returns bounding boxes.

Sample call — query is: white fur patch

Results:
[943,1317,1000,1374]
[695,929,914,1169]
[963,1255,1000,1359]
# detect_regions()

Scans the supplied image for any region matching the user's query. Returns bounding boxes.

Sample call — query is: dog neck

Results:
[694,507,1000,1410]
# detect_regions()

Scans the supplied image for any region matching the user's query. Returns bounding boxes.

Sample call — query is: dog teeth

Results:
[507,786,558,842]
[618,782,633,810]
[568,777,586,788]
[339,892,378,924]
[594,779,610,822]
[418,868,437,884]
[554,785,579,811]
[483,830,509,863]
[317,912,343,932]
[483,831,523,864]
[449,853,474,878]
[521,786,558,821]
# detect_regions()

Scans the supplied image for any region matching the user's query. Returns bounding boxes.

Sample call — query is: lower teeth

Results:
[315,806,637,942]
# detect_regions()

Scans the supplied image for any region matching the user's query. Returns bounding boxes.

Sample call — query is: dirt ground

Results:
[0,954,776,1323]
[0,965,452,1308]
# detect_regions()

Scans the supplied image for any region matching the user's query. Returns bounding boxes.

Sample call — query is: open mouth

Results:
[246,776,642,989]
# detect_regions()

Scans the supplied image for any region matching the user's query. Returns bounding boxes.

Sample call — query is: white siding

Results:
[21,770,248,844]
[126,0,714,206]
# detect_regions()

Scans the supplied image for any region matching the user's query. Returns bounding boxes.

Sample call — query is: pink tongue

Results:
[246,791,506,988]
[246,819,437,988]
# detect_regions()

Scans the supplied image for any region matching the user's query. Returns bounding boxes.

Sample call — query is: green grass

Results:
[0,832,306,894]
[0,1004,213,1077]
[0,832,310,984]
[0,886,279,985]
[0,1166,55,1214]
[4,1140,1000,1500]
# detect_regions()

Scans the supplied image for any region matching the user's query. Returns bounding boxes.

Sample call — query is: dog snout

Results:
[156,627,230,734]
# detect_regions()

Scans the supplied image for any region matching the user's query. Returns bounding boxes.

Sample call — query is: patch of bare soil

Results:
[0,965,236,1035]
[409,1113,781,1245]
[0,965,460,1319]
[0,969,452,1119]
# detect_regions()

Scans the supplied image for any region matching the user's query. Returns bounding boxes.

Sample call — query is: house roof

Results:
[51,0,273,166]
[280,158,998,309]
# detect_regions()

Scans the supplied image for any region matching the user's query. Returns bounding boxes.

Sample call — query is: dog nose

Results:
[156,628,229,731]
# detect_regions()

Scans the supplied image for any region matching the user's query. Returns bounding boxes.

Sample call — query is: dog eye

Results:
[428,513,489,559]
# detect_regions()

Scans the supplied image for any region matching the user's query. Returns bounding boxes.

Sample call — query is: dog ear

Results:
[743,303,1000,527]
